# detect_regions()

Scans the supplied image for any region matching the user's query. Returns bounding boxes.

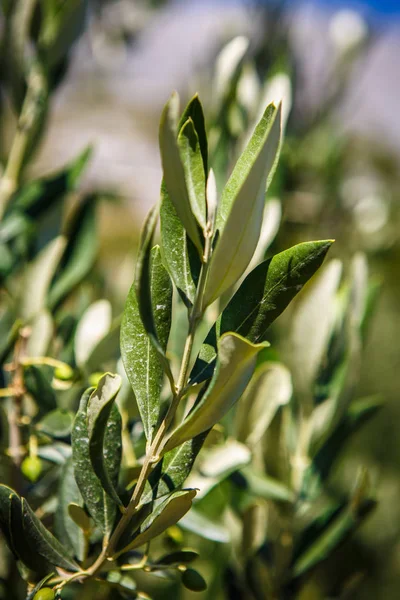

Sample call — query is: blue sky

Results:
[316,0,400,14]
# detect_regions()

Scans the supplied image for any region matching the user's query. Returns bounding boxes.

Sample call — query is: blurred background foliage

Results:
[0,0,399,598]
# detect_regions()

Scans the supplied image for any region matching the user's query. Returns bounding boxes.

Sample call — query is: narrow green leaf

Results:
[55,458,86,561]
[20,236,67,321]
[236,362,292,447]
[21,499,80,571]
[86,315,121,374]
[48,194,98,310]
[191,241,332,385]
[203,103,282,307]
[87,373,123,507]
[118,489,196,554]
[0,485,18,558]
[71,388,116,535]
[122,246,172,442]
[180,507,230,543]
[74,300,112,368]
[24,365,57,413]
[292,492,375,578]
[10,146,92,218]
[160,192,201,307]
[160,95,206,306]
[178,118,206,229]
[8,492,49,572]
[213,36,249,107]
[157,549,199,566]
[290,259,343,410]
[308,396,383,487]
[164,333,268,452]
[36,409,74,438]
[179,94,208,173]
[238,466,295,504]
[141,432,208,505]
[159,93,203,254]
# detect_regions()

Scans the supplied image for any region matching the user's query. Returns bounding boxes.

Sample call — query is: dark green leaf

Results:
[157,549,199,566]
[48,194,98,309]
[159,95,206,306]
[221,241,334,343]
[307,396,383,488]
[159,93,203,253]
[141,432,208,505]
[181,568,207,592]
[21,499,79,571]
[24,365,57,413]
[291,494,375,579]
[122,246,172,442]
[71,388,117,535]
[160,189,201,307]
[36,409,74,438]
[117,489,196,554]
[10,146,92,218]
[164,333,268,452]
[179,94,208,173]
[87,373,123,507]
[178,118,206,229]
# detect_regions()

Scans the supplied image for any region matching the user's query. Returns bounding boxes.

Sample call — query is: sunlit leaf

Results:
[203,103,282,307]
[165,333,268,452]
[74,300,112,368]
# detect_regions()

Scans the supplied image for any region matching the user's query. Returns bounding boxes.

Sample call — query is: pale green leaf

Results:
[20,236,67,321]
[290,259,342,411]
[164,333,268,452]
[236,362,292,447]
[74,300,112,368]
[203,103,282,307]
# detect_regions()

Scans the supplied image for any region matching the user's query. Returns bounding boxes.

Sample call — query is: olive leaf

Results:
[55,458,86,562]
[177,118,206,229]
[87,373,123,507]
[160,95,206,307]
[164,333,268,452]
[121,245,172,442]
[71,388,117,536]
[20,236,67,321]
[159,92,203,254]
[117,489,196,554]
[203,103,282,307]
